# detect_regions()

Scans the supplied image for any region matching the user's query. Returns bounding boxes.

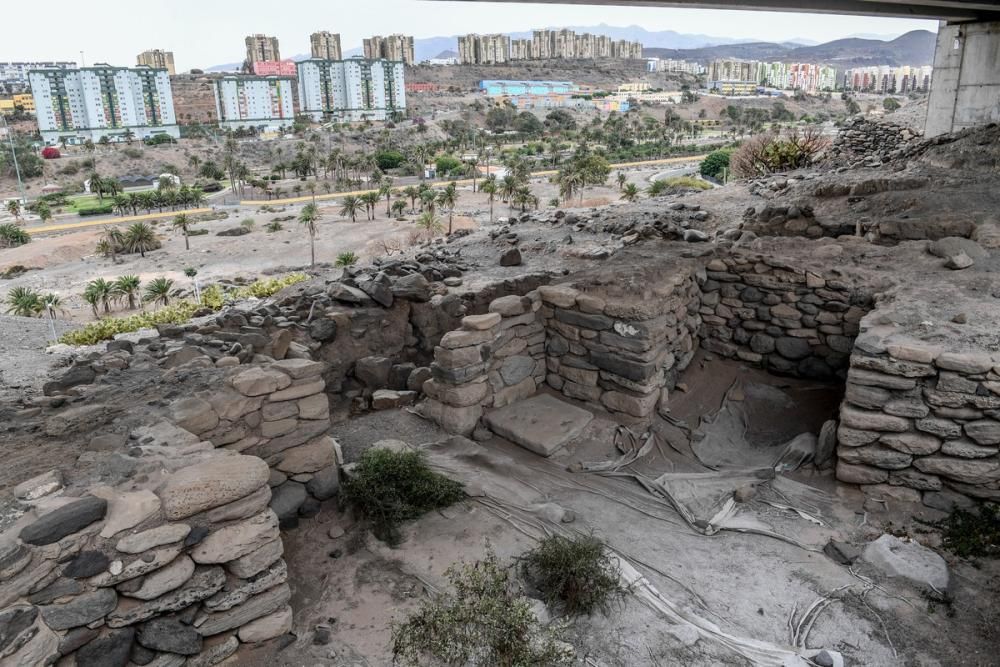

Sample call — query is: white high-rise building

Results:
[213,75,295,133]
[29,64,178,145]
[296,58,406,122]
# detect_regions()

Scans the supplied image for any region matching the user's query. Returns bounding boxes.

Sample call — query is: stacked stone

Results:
[421,292,546,435]
[167,358,339,528]
[836,339,1000,508]
[0,452,290,666]
[539,278,702,422]
[826,116,920,167]
[697,254,866,379]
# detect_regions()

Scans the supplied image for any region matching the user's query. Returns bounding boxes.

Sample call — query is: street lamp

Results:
[0,114,27,206]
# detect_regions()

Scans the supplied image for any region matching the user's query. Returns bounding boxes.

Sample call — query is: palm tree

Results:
[402,186,420,213]
[144,277,174,308]
[419,188,437,213]
[415,210,443,237]
[6,199,21,221]
[298,203,320,268]
[335,251,358,267]
[360,191,381,220]
[84,278,115,315]
[173,213,193,250]
[100,226,124,263]
[125,223,157,258]
[89,172,104,201]
[481,176,498,225]
[4,286,43,317]
[305,181,318,204]
[114,275,141,310]
[391,199,407,218]
[621,183,640,202]
[380,178,394,216]
[616,172,627,191]
[500,175,518,209]
[437,182,459,235]
[339,196,361,222]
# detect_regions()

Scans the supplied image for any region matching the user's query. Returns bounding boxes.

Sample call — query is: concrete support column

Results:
[925,20,1000,136]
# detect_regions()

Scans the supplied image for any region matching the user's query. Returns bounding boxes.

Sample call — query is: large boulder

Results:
[157,455,269,520]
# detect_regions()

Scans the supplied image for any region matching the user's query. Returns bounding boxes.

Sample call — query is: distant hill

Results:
[644,30,936,68]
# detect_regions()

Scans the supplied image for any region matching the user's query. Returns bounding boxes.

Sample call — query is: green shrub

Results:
[522,535,626,617]
[335,251,358,267]
[265,221,283,232]
[0,224,30,248]
[938,506,1000,559]
[647,176,711,196]
[123,148,144,159]
[435,155,462,176]
[341,448,464,544]
[392,550,573,666]
[240,218,256,230]
[699,149,733,180]
[375,149,406,171]
[78,204,115,217]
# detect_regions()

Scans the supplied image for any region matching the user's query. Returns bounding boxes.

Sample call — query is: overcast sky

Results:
[3,0,937,71]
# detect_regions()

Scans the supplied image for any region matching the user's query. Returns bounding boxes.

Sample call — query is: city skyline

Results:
[2,0,936,72]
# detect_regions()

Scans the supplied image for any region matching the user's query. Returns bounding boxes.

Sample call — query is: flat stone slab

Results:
[484,394,593,457]
[862,534,949,595]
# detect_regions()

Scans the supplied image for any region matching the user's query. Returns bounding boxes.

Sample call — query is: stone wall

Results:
[420,292,547,435]
[825,116,921,167]
[697,253,869,379]
[539,278,702,422]
[167,358,339,529]
[836,336,1000,508]
[1,449,290,666]
[420,272,703,431]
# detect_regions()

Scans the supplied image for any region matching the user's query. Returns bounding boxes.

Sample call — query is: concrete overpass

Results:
[440,0,1000,135]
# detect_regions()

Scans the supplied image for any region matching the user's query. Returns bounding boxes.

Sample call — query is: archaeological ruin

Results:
[0,116,998,666]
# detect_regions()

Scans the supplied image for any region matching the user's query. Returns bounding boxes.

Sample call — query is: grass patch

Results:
[522,534,626,617]
[392,550,573,666]
[341,448,464,545]
[59,273,307,345]
[938,505,1000,559]
[647,176,712,196]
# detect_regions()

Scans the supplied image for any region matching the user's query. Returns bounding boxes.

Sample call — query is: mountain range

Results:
[205,26,935,72]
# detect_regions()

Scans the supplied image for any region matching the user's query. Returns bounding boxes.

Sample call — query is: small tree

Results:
[616,171,627,190]
[481,178,498,225]
[415,210,443,238]
[35,201,52,223]
[299,203,319,267]
[113,275,141,310]
[5,199,21,221]
[173,213,193,250]
[391,199,407,219]
[339,195,361,222]
[144,277,174,308]
[620,183,639,202]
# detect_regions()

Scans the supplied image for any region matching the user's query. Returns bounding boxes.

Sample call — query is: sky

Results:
[3,0,937,72]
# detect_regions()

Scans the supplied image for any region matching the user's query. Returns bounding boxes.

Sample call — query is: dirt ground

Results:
[272,355,1000,667]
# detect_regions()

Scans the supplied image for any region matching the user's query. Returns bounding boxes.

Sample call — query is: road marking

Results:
[239,155,708,206]
[26,208,214,236]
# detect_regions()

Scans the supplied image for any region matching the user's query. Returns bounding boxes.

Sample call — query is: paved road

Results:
[239,154,711,206]
[25,208,214,237]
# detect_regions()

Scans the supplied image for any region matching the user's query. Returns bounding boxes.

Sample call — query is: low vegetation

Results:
[647,176,711,196]
[522,534,626,617]
[730,128,829,177]
[392,550,573,667]
[0,223,30,248]
[938,506,1000,559]
[699,148,734,180]
[340,448,464,544]
[4,286,61,318]
[58,273,307,345]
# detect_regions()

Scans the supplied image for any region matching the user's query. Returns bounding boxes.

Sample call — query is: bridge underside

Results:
[442,0,1000,22]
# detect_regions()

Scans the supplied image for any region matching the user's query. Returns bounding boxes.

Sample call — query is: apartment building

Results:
[510,39,533,61]
[137,50,176,76]
[843,65,932,94]
[245,34,281,66]
[528,29,640,60]
[297,58,406,122]
[0,93,36,115]
[213,75,295,133]
[29,64,179,145]
[363,35,415,66]
[709,59,839,93]
[1,61,75,87]
[646,58,705,75]
[311,32,343,60]
[457,34,510,65]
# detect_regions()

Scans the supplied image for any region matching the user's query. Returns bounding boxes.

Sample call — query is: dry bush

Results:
[730,127,829,177]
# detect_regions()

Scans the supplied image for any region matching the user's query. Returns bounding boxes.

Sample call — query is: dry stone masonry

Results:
[0,449,291,666]
[837,328,1000,508]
